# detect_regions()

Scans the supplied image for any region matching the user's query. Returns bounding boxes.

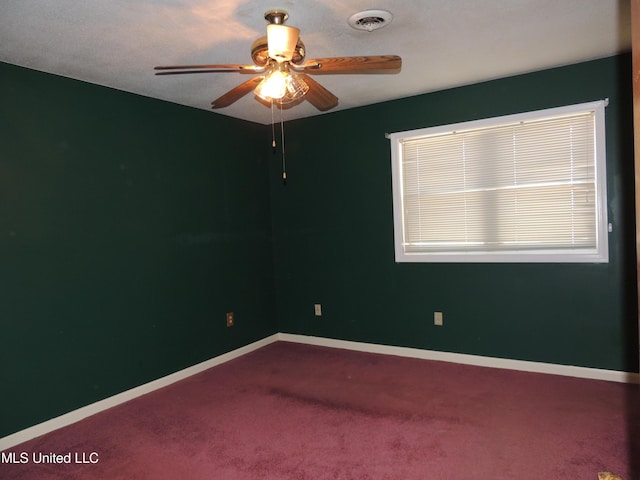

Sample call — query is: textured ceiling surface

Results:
[0,1,632,124]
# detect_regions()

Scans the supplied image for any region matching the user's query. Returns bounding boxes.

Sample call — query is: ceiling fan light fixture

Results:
[279,74,309,104]
[267,24,300,62]
[255,65,309,104]
[255,68,288,100]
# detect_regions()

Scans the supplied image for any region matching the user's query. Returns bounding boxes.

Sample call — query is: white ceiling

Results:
[0,1,632,125]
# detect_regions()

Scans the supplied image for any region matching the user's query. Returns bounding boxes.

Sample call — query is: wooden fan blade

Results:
[293,55,401,74]
[211,77,264,109]
[298,74,338,111]
[154,64,264,75]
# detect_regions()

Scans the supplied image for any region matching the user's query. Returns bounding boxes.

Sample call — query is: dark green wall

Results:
[1,54,637,440]
[269,54,638,373]
[0,63,277,437]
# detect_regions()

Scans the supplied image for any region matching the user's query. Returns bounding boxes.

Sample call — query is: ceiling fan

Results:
[154,9,402,112]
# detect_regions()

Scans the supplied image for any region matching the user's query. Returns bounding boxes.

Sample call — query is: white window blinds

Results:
[389,101,608,263]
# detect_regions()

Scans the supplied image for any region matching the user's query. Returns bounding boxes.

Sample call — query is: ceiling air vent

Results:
[348,10,393,32]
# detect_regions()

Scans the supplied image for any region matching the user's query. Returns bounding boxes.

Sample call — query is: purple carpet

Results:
[2,341,639,479]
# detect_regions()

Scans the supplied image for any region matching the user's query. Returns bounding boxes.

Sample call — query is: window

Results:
[388,100,609,263]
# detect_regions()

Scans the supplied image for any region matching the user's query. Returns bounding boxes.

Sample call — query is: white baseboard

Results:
[3,332,637,452]
[0,334,279,452]
[278,333,640,384]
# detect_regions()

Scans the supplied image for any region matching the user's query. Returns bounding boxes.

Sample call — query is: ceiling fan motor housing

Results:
[251,37,306,66]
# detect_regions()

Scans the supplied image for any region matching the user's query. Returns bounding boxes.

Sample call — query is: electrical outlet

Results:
[434,311,443,326]
[226,312,234,327]
[314,304,322,316]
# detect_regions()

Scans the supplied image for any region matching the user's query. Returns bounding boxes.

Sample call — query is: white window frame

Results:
[388,100,609,263]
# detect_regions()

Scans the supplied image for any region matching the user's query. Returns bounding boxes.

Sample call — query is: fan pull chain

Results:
[269,100,287,185]
[271,101,276,150]
[280,102,287,185]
